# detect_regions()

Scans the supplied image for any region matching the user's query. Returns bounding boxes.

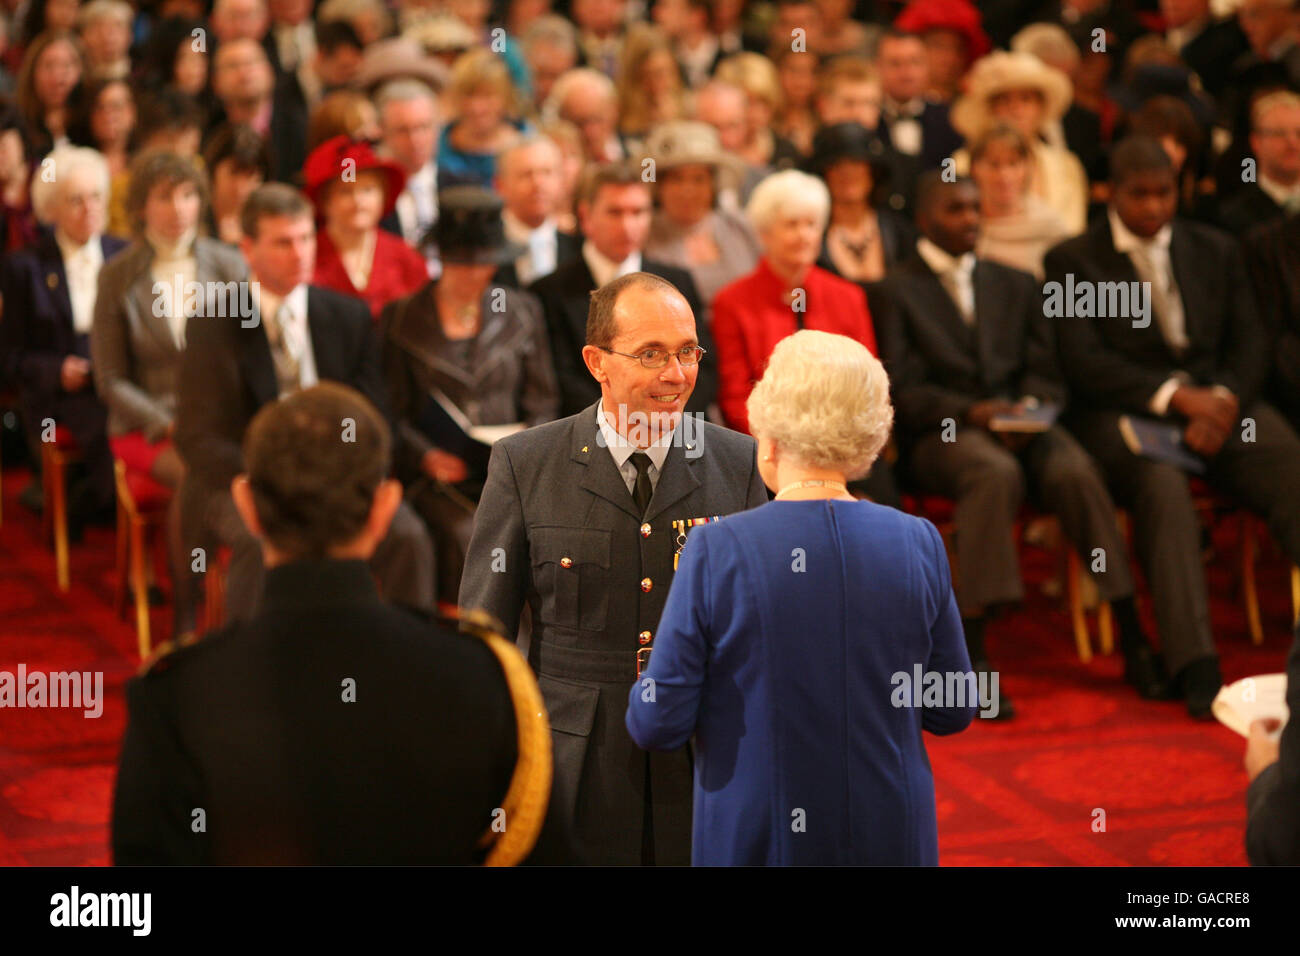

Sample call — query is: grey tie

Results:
[264,302,301,394]
[630,452,653,518]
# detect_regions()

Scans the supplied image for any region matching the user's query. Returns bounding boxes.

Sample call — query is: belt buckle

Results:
[636,646,652,678]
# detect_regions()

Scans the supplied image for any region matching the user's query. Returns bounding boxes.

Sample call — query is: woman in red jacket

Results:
[712,168,897,504]
[304,136,429,319]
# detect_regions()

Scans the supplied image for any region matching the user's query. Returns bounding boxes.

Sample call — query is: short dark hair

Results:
[135,89,204,145]
[315,18,364,54]
[587,272,684,349]
[1109,134,1174,186]
[243,382,392,559]
[240,182,314,240]
[203,123,271,181]
[125,150,209,235]
[577,160,649,208]
[914,169,974,218]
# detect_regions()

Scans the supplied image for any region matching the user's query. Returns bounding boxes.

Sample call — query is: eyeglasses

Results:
[599,345,707,368]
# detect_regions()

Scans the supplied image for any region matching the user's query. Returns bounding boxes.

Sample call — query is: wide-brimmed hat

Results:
[302,136,408,218]
[430,187,526,266]
[804,122,895,185]
[404,13,477,55]
[643,121,745,189]
[352,37,449,94]
[894,0,992,62]
[951,50,1073,139]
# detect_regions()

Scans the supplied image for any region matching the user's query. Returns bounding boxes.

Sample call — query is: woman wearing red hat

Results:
[304,135,429,319]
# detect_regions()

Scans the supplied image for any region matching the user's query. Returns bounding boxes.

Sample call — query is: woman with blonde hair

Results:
[627,329,975,865]
[968,123,1072,278]
[307,89,382,151]
[615,23,687,146]
[437,46,528,188]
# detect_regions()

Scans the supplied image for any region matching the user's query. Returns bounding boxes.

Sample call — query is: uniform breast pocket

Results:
[528,527,612,631]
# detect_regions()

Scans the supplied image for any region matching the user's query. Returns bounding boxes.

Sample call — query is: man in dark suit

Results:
[114,382,550,865]
[876,30,965,173]
[208,37,307,185]
[1245,621,1300,864]
[177,184,434,622]
[1046,136,1300,718]
[1245,210,1300,427]
[529,162,718,419]
[460,271,768,865]
[492,135,581,289]
[1163,0,1251,98]
[1219,90,1300,233]
[1,150,127,527]
[872,174,1167,717]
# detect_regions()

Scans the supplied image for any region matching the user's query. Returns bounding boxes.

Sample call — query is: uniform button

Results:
[639,630,652,644]
[640,523,652,537]
[560,557,573,568]
[640,577,652,592]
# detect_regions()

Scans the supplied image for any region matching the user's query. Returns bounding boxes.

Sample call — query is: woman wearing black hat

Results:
[381,186,560,599]
[805,122,917,286]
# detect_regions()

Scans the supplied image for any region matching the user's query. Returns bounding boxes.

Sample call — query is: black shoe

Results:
[1123,644,1174,700]
[1175,658,1222,720]
[972,659,1015,720]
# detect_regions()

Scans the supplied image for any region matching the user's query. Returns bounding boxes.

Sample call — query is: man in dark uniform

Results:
[460,272,768,865]
[112,384,551,865]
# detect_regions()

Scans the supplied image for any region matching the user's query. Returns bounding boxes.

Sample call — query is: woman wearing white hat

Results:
[950,50,1089,234]
[642,120,761,307]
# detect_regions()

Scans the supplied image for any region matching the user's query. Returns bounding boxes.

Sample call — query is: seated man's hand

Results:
[1245,718,1282,783]
[965,399,1020,430]
[1173,385,1237,432]
[60,356,90,392]
[422,448,469,484]
[1183,416,1229,458]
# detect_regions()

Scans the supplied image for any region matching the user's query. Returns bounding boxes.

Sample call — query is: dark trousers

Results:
[407,477,479,602]
[906,424,1135,616]
[27,389,115,518]
[1066,401,1300,675]
[181,481,437,621]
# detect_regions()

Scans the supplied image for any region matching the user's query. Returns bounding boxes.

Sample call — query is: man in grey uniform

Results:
[460,271,767,864]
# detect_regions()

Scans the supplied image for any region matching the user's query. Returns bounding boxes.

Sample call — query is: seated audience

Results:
[376,79,440,255]
[951,50,1089,234]
[1,145,126,533]
[1246,209,1300,429]
[209,36,307,184]
[875,29,965,174]
[75,77,135,180]
[520,14,579,112]
[544,68,625,165]
[713,52,803,172]
[114,382,550,865]
[383,187,559,598]
[642,121,760,307]
[0,100,38,253]
[771,45,820,157]
[92,151,247,636]
[304,136,428,319]
[615,23,687,148]
[492,135,578,288]
[627,329,975,864]
[893,0,991,103]
[529,161,718,418]
[16,28,82,156]
[1046,137,1300,719]
[177,183,435,622]
[873,173,1166,716]
[968,123,1072,278]
[75,0,131,82]
[1219,90,1300,233]
[306,88,380,151]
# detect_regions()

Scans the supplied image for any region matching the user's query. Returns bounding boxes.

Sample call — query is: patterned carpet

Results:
[0,465,1292,866]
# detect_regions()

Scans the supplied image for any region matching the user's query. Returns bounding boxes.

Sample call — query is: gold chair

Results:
[41,438,79,592]
[112,460,171,660]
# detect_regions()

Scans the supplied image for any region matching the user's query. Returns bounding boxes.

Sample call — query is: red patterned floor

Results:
[0,467,1292,865]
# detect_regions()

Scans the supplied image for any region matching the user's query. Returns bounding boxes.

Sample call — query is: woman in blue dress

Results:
[626,329,977,865]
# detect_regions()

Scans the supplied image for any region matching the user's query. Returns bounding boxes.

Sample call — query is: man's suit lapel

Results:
[306,288,346,382]
[563,257,596,341]
[1168,223,1206,351]
[571,406,642,521]
[1093,219,1183,360]
[971,262,1006,391]
[129,257,181,355]
[908,257,977,355]
[38,235,73,334]
[239,302,279,407]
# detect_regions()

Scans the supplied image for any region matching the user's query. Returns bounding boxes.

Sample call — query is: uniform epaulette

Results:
[136,630,203,677]
[441,606,553,867]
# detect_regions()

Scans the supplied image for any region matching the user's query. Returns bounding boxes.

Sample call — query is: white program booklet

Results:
[1212,673,1288,738]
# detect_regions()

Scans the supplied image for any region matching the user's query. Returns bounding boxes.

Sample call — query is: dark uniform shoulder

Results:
[135,626,230,678]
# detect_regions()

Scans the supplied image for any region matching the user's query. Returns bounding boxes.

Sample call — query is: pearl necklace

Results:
[775,479,849,499]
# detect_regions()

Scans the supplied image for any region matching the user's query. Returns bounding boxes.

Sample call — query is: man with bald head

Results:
[460,271,767,865]
[548,68,625,164]
[210,36,306,183]
[493,135,579,288]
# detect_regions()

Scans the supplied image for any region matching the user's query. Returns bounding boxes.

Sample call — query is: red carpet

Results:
[0,466,1292,866]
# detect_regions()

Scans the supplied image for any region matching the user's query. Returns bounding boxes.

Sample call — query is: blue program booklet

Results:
[1117,415,1208,474]
[989,401,1061,433]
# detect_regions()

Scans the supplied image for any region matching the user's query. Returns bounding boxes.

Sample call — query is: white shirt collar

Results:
[55,231,102,266]
[916,236,975,277]
[1258,174,1300,208]
[1108,207,1172,254]
[582,241,641,288]
[254,281,308,325]
[503,210,555,244]
[596,398,674,473]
